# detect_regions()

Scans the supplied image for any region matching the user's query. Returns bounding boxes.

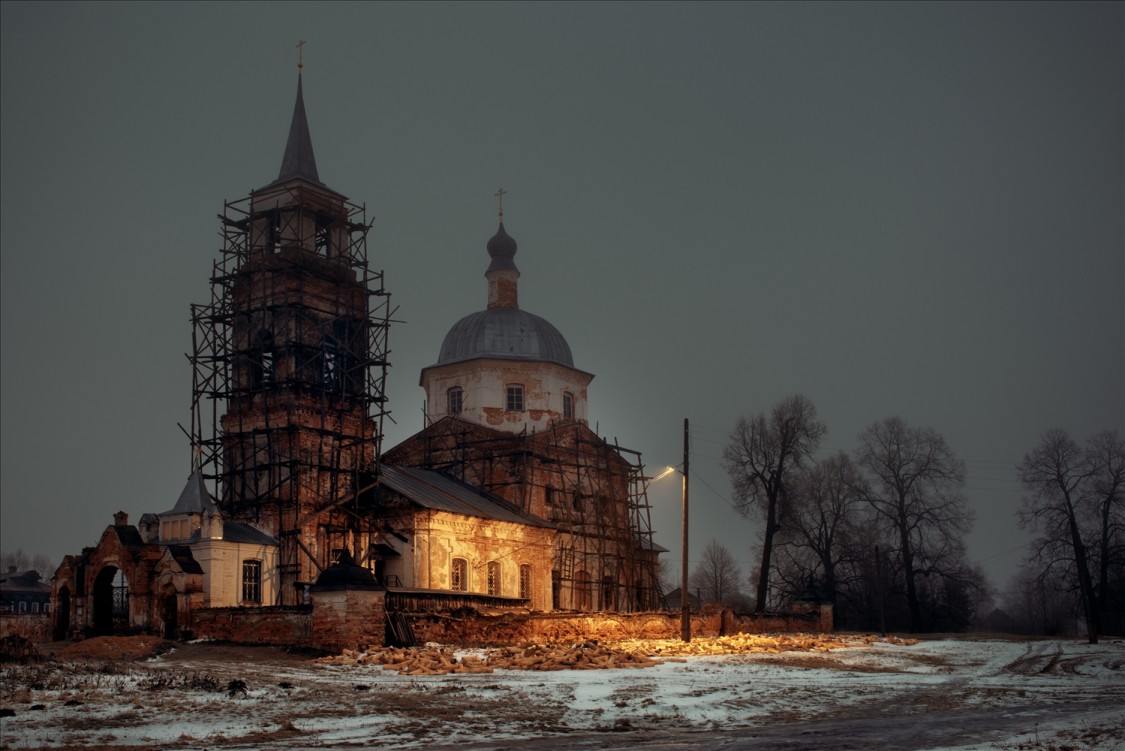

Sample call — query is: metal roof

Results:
[277,72,320,184]
[223,523,278,546]
[380,466,551,527]
[167,470,216,515]
[435,307,575,368]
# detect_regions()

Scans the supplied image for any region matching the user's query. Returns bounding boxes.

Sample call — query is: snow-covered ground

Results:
[1,636,1122,750]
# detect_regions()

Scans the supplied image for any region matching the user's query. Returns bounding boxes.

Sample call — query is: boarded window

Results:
[575,570,592,611]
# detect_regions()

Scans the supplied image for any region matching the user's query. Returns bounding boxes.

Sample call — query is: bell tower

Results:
[189,71,392,604]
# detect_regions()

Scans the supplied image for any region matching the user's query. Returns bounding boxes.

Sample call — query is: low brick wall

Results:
[404,605,833,646]
[0,614,51,643]
[189,606,312,647]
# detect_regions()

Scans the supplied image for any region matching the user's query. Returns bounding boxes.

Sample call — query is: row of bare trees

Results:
[722,395,987,632]
[1015,428,1124,643]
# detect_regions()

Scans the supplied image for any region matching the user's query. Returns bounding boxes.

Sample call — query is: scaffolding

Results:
[392,418,665,612]
[188,183,392,604]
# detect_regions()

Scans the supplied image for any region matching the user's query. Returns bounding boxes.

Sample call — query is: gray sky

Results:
[2,2,1122,599]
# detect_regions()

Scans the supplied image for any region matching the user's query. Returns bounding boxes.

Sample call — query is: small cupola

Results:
[486,190,520,310]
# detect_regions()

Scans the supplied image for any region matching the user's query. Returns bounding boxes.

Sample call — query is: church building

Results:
[50,69,662,643]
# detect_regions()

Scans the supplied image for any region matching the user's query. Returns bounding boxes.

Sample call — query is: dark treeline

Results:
[723,395,988,633]
[721,396,1123,638]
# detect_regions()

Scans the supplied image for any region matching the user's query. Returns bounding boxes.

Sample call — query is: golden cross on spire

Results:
[296,40,306,70]
[494,187,508,221]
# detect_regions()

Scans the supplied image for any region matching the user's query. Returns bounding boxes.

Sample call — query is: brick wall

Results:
[405,604,834,647]
[189,606,312,646]
[0,614,51,642]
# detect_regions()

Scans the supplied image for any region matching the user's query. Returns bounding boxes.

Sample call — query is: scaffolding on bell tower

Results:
[188,181,392,605]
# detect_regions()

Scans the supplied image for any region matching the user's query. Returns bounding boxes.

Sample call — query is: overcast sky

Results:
[2,2,1121,599]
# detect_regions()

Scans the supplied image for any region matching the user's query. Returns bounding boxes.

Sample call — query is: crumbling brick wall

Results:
[405,605,834,647]
[0,614,51,643]
[190,606,312,646]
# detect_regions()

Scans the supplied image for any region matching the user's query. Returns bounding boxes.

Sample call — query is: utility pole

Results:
[681,417,691,642]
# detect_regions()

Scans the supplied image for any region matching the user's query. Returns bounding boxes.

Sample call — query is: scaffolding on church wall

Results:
[399,419,665,612]
[188,185,392,604]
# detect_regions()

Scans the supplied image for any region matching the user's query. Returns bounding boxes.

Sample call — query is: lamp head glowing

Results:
[651,466,677,483]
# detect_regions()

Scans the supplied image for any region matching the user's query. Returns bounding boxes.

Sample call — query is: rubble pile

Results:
[319,640,659,675]
[317,633,917,675]
[615,632,918,657]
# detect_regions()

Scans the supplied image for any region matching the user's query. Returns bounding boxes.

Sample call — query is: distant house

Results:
[663,587,702,611]
[0,567,51,615]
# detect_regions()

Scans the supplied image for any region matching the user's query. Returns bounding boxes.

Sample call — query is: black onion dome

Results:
[486,223,518,272]
[309,550,384,592]
[437,308,574,367]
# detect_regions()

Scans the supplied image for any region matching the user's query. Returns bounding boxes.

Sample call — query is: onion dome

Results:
[486,223,518,272]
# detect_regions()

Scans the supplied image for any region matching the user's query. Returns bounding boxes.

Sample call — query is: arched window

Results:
[487,561,501,596]
[562,391,574,420]
[447,387,463,415]
[255,330,274,385]
[451,558,468,592]
[323,334,341,391]
[519,564,532,600]
[242,560,262,604]
[506,385,524,412]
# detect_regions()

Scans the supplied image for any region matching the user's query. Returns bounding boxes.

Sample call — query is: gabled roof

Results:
[380,465,552,528]
[165,470,215,515]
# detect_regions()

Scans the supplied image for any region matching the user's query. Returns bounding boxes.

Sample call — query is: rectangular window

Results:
[242,560,262,604]
[448,387,463,415]
[506,385,524,411]
[18,602,27,614]
[519,564,532,601]
[44,603,50,615]
[563,392,573,420]
[31,602,40,614]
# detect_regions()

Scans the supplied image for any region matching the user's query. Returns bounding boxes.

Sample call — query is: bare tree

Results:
[856,417,971,633]
[689,539,743,607]
[723,394,825,613]
[0,549,54,577]
[1018,428,1123,643]
[1085,430,1125,634]
[774,452,867,626]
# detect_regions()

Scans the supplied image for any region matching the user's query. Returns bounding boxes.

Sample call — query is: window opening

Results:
[448,387,463,415]
[519,564,532,600]
[451,558,468,592]
[487,561,501,596]
[563,392,573,420]
[242,560,262,604]
[506,385,524,411]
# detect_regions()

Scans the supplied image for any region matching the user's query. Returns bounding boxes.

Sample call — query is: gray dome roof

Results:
[437,308,574,367]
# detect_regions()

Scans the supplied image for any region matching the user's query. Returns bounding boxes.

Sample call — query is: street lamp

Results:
[650,419,691,643]
[680,417,690,643]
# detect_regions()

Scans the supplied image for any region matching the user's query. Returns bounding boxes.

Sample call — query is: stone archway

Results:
[54,586,71,641]
[93,566,129,636]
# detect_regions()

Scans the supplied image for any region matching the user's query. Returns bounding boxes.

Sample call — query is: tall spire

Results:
[277,72,321,184]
